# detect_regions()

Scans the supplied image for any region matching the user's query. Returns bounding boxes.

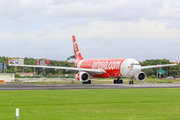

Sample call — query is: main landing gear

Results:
[114,77,123,84]
[113,77,134,84]
[82,80,91,84]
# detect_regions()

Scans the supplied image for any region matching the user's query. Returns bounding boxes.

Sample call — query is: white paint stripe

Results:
[77,60,84,68]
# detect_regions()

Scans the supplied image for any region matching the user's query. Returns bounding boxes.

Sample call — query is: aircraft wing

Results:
[141,60,178,69]
[9,64,106,74]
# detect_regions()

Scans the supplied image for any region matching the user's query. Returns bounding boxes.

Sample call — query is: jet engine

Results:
[75,72,90,82]
[134,72,146,81]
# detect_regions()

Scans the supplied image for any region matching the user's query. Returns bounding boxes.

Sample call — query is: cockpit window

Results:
[131,63,140,66]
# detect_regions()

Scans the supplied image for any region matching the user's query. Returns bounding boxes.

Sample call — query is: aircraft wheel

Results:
[82,82,87,84]
[129,81,132,84]
[129,81,134,85]
[117,80,120,84]
[88,80,91,84]
[114,80,117,84]
[82,81,91,84]
[120,80,123,84]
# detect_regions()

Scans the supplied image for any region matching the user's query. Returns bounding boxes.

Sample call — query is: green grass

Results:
[1,89,180,120]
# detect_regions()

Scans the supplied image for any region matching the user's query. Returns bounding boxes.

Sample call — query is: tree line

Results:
[0,56,179,78]
[0,56,74,76]
[140,59,180,78]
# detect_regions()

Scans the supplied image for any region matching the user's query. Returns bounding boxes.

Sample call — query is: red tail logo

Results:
[72,35,83,60]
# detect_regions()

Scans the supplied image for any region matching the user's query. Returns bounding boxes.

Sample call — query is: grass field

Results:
[1,89,180,120]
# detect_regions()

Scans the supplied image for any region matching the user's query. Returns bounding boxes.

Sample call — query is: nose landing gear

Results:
[129,77,134,85]
[129,80,134,84]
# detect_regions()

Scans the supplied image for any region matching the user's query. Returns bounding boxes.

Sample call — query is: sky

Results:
[0,0,179,62]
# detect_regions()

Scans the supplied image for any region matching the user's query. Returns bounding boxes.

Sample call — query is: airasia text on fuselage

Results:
[92,61,121,70]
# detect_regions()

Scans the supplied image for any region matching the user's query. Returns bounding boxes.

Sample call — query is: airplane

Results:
[9,35,178,84]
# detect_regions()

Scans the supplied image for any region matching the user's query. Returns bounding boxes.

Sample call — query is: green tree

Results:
[140,59,178,78]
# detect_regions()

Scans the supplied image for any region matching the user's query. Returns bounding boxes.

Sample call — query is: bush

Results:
[15,74,21,78]
[149,75,156,79]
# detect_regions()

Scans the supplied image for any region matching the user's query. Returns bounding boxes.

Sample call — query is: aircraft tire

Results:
[132,81,134,84]
[82,81,91,84]
[129,81,132,84]
[129,81,134,85]
[114,80,117,84]
[117,80,120,84]
[82,82,87,84]
[88,80,91,84]
[120,80,123,84]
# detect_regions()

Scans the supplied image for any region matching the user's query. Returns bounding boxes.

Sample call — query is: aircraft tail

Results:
[72,35,84,60]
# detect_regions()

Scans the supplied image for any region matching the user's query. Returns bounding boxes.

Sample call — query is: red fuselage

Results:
[74,58,128,78]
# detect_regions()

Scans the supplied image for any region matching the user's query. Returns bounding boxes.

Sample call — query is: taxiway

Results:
[0,84,180,90]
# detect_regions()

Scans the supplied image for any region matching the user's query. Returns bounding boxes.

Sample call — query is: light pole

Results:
[167,66,168,77]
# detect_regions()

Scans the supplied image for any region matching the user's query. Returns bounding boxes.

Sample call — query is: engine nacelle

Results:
[75,72,90,82]
[134,72,146,81]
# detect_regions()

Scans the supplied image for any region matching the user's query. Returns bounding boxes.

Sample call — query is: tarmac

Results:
[0,83,180,90]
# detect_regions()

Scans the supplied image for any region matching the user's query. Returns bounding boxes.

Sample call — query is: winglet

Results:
[175,60,178,64]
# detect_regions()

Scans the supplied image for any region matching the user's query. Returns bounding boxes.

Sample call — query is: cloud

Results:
[1,19,180,41]
[48,0,158,19]
[47,0,180,28]
[0,0,180,61]
[78,37,179,62]
[0,0,48,20]
[50,0,108,5]
[1,0,180,28]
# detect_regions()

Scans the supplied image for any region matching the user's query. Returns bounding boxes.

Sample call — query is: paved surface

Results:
[0,84,180,90]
